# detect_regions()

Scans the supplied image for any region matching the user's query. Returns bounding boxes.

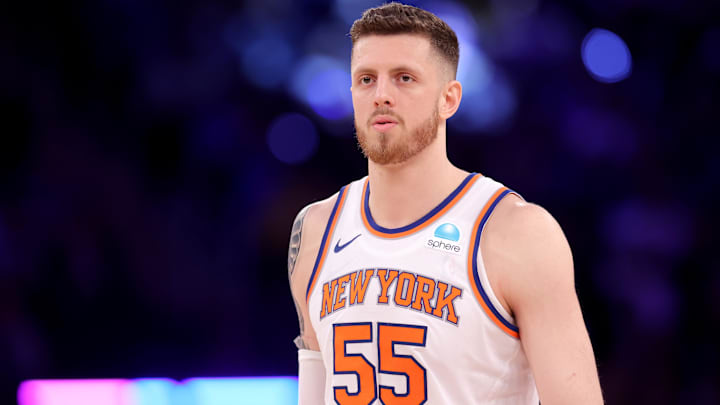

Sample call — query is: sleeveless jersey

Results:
[306,173,539,404]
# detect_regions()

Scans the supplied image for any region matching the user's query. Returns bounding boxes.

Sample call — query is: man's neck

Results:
[366,135,469,229]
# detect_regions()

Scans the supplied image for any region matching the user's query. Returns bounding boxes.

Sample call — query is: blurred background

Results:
[2,0,719,403]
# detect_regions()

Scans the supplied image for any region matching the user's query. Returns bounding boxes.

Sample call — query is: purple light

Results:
[17,377,299,405]
[562,106,637,163]
[602,199,694,258]
[0,213,11,273]
[18,380,133,405]
[266,113,319,165]
[699,27,720,72]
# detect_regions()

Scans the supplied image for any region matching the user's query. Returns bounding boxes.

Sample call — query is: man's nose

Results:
[373,77,395,107]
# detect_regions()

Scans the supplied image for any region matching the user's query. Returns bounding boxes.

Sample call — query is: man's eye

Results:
[400,75,413,82]
[360,77,373,84]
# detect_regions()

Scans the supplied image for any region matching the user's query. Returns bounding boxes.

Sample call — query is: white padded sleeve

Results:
[298,349,325,405]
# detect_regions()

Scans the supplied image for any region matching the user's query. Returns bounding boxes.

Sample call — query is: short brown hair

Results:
[349,2,459,78]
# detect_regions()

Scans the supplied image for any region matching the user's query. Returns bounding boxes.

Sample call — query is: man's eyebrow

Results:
[352,65,423,76]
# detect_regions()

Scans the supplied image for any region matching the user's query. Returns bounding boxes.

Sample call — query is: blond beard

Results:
[355,106,440,165]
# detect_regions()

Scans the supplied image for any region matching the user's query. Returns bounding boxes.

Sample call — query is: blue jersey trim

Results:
[306,186,348,301]
[471,188,519,333]
[363,173,477,235]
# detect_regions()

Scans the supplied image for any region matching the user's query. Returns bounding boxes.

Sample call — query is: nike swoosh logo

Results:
[334,234,361,253]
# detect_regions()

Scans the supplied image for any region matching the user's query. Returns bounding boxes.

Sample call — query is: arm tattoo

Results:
[288,206,310,349]
[288,205,309,278]
[292,294,307,350]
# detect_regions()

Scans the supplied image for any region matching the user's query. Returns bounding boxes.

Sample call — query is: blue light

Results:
[581,28,632,83]
[333,0,379,26]
[454,76,516,132]
[306,68,353,120]
[266,113,319,164]
[184,377,298,405]
[457,41,493,95]
[129,379,175,405]
[453,42,516,133]
[423,1,479,45]
[239,32,295,90]
[290,55,353,120]
[223,15,295,91]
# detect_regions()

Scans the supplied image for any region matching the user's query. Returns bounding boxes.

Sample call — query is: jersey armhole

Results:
[305,186,350,304]
[466,187,522,339]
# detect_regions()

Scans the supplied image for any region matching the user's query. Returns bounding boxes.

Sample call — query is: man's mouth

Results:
[372,122,398,132]
[371,116,398,132]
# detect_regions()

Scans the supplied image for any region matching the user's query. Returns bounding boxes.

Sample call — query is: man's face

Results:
[351,34,445,165]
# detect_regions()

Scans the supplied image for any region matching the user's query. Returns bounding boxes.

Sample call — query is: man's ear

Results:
[439,80,462,120]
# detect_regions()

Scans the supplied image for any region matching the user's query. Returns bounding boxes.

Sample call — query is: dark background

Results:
[2,0,719,403]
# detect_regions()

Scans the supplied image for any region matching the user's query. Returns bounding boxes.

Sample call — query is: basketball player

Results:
[288,3,603,404]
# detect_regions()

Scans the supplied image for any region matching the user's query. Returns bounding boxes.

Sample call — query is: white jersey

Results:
[306,173,539,405]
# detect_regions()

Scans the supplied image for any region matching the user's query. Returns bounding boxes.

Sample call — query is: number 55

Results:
[333,322,428,405]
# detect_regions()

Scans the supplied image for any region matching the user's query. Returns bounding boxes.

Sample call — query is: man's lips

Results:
[372,122,398,132]
[370,115,399,133]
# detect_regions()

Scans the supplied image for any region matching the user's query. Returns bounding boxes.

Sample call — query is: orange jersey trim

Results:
[306,186,349,304]
[467,187,520,339]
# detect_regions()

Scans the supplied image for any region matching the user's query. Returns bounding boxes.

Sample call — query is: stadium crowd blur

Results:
[1,0,719,403]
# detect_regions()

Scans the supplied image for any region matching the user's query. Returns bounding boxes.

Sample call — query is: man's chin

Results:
[364,146,409,166]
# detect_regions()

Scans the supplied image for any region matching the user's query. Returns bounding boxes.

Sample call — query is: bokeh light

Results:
[424,0,480,45]
[454,45,516,133]
[266,113,319,164]
[426,1,518,132]
[581,28,632,83]
[333,0,379,26]
[224,16,297,91]
[602,199,694,258]
[562,106,637,163]
[457,41,493,94]
[290,55,353,120]
[453,75,516,133]
[303,21,353,61]
[239,32,295,90]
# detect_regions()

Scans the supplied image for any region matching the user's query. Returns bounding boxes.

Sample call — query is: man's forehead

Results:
[351,33,435,70]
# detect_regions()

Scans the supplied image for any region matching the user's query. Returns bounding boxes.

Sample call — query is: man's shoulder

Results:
[291,181,357,263]
[480,193,574,314]
[296,177,364,238]
[485,194,561,240]
[297,193,340,241]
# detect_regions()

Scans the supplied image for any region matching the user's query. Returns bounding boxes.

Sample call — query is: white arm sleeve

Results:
[298,349,325,405]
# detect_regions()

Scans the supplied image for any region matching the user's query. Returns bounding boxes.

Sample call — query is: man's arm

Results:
[288,204,311,350]
[288,195,338,404]
[288,201,325,351]
[483,195,604,404]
